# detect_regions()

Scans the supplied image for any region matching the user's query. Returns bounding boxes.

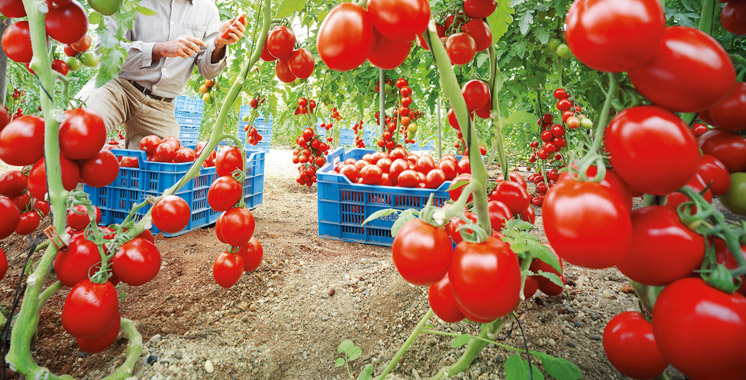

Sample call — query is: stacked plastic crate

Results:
[338,122,356,147]
[175,96,205,145]
[237,104,272,152]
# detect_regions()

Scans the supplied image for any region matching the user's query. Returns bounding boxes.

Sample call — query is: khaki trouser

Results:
[76,78,180,150]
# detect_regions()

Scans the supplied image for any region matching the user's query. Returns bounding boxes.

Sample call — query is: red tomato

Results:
[151,195,190,233]
[215,207,255,247]
[173,147,196,163]
[0,196,20,239]
[698,129,746,173]
[216,147,244,177]
[260,42,276,61]
[54,238,104,287]
[565,0,664,72]
[80,150,120,188]
[0,0,25,17]
[449,237,521,321]
[376,157,392,173]
[461,79,490,112]
[59,108,106,160]
[652,278,746,379]
[627,26,736,112]
[208,176,242,212]
[392,219,452,286]
[456,157,470,174]
[496,172,527,190]
[70,34,91,52]
[463,0,496,19]
[605,106,699,195]
[339,164,360,182]
[287,48,315,79]
[0,115,45,166]
[714,239,746,296]
[34,199,49,217]
[354,160,370,171]
[708,82,746,131]
[367,0,429,42]
[2,21,32,63]
[447,211,477,245]
[76,313,119,353]
[519,205,536,224]
[542,179,631,269]
[44,0,88,44]
[139,135,161,156]
[448,173,472,202]
[266,26,296,60]
[112,238,160,286]
[28,155,81,200]
[213,252,244,288]
[152,143,175,162]
[529,245,565,296]
[617,206,704,286]
[237,237,263,272]
[415,156,436,174]
[368,28,411,70]
[438,160,457,180]
[603,311,668,379]
[428,274,465,323]
[0,170,27,196]
[445,33,476,65]
[721,0,746,35]
[425,169,446,189]
[274,59,296,83]
[461,19,492,52]
[316,3,373,71]
[490,181,529,214]
[61,279,119,339]
[361,165,383,185]
[396,169,419,187]
[10,192,29,211]
[66,204,101,231]
[558,166,633,211]
[51,59,69,76]
[487,200,512,231]
[664,173,713,212]
[15,211,39,235]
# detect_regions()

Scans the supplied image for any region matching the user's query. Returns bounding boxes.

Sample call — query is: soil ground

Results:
[0,149,716,380]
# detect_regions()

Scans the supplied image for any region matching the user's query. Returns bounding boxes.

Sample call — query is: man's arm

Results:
[195,16,246,78]
[152,36,207,60]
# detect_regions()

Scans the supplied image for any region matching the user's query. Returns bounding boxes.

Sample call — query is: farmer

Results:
[77,0,246,150]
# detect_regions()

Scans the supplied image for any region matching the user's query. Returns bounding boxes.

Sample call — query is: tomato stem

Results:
[378,68,386,152]
[487,46,509,181]
[376,309,433,380]
[100,318,143,380]
[629,280,661,317]
[424,318,507,379]
[36,281,61,311]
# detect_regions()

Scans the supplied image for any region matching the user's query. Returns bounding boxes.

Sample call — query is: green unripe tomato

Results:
[88,0,121,16]
[241,115,249,122]
[79,51,99,67]
[407,123,418,134]
[66,57,82,71]
[720,172,746,216]
[547,38,560,52]
[580,118,593,129]
[556,44,573,59]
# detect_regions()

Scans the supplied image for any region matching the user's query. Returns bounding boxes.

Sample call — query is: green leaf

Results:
[487,0,515,43]
[518,11,534,36]
[533,27,550,44]
[391,209,419,237]
[504,110,535,126]
[334,358,345,368]
[348,346,362,361]
[450,334,471,348]
[362,208,400,226]
[505,354,545,380]
[447,179,470,192]
[531,351,583,380]
[275,0,306,19]
[134,4,155,15]
[535,270,565,290]
[89,11,101,25]
[356,364,373,380]
[530,243,561,274]
[337,339,354,354]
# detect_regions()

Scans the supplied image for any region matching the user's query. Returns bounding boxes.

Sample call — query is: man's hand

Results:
[215,16,247,49]
[153,35,207,60]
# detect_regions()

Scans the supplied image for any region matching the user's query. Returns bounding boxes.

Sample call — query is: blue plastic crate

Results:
[174,96,204,114]
[316,148,451,246]
[85,148,265,237]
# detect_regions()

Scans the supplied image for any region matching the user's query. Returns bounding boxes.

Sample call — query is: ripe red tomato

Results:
[213,252,244,288]
[603,311,668,379]
[461,80,490,112]
[33,199,49,217]
[519,205,536,224]
[287,48,315,79]
[260,42,276,61]
[449,237,520,322]
[275,59,296,83]
[605,106,699,195]
[216,147,244,177]
[530,245,565,296]
[339,164,359,183]
[375,157,392,173]
[448,173,471,202]
[438,160,457,180]
[44,0,88,44]
[51,59,69,76]
[463,0,496,18]
[664,173,713,213]
[76,313,119,353]
[697,154,731,196]
[2,21,32,63]
[59,108,106,160]
[425,169,446,189]
[652,278,746,379]
[0,196,20,239]
[456,157,470,174]
[10,192,29,211]
[266,26,295,60]
[414,156,435,174]
[113,238,161,286]
[237,237,263,272]
[15,211,39,235]
[0,115,44,166]
[708,82,746,131]
[80,150,119,188]
[66,204,101,230]
[54,238,103,287]
[565,0,664,72]
[173,147,195,163]
[316,3,373,71]
[543,179,631,269]
[208,176,242,212]
[151,195,190,233]
[368,28,411,70]
[721,0,746,35]
[28,155,81,200]
[215,207,255,247]
[0,170,26,197]
[490,181,529,214]
[617,206,704,286]
[428,274,465,323]
[460,19,492,52]
[487,200,512,231]
[692,122,709,137]
[445,33,476,65]
[627,26,736,112]
[139,135,161,156]
[392,219,452,286]
[61,279,119,339]
[367,0,429,42]
[698,129,746,173]
[70,34,91,52]
[396,169,419,187]
[152,143,175,162]
[558,166,633,211]
[0,0,25,17]
[360,165,383,185]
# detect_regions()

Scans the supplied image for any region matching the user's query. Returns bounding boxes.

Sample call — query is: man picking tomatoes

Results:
[77,0,247,149]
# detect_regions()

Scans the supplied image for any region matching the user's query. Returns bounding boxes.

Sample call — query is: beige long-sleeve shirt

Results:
[104,0,228,98]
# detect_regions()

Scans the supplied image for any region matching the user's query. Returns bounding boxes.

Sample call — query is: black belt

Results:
[128,80,173,102]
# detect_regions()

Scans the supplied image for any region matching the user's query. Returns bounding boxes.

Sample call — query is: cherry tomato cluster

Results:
[62,34,97,73]
[351,120,367,148]
[425,0,496,66]
[261,25,315,83]
[293,97,317,115]
[0,169,49,238]
[329,106,342,121]
[139,135,198,163]
[551,88,591,130]
[242,124,263,146]
[198,78,217,103]
[292,127,330,186]
[374,78,423,150]
[334,148,462,188]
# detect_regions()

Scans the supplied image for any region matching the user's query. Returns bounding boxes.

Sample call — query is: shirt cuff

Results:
[207,39,228,66]
[140,42,156,69]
